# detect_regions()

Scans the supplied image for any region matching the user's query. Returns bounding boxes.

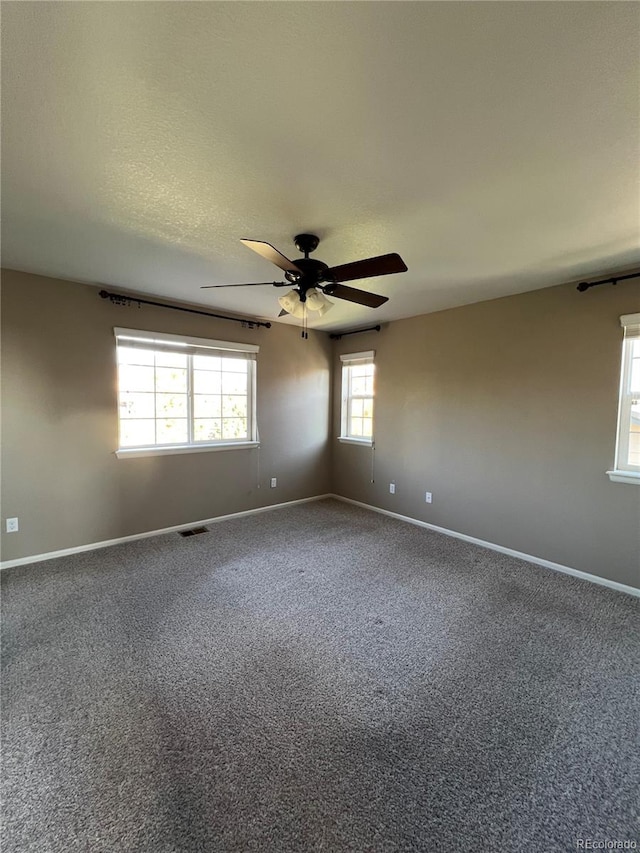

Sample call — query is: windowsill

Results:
[337,437,374,447]
[116,441,260,459]
[606,469,640,485]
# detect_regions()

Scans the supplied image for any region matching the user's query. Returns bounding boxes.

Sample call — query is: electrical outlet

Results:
[270,477,277,488]
[6,517,19,533]
[389,483,395,495]
[425,492,432,504]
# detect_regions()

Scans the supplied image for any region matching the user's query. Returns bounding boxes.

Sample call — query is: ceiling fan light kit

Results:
[278,290,307,319]
[305,289,334,316]
[278,288,334,319]
[200,233,408,336]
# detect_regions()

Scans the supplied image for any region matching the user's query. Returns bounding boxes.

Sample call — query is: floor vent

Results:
[178,526,209,537]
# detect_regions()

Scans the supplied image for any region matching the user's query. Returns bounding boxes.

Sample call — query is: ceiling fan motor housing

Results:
[285,254,331,302]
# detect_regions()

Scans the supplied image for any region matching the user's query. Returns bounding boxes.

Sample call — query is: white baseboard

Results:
[0,494,332,570]
[330,494,640,599]
[4,493,639,599]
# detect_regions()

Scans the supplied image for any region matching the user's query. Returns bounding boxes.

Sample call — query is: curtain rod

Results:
[576,271,640,292]
[329,325,381,341]
[99,289,271,329]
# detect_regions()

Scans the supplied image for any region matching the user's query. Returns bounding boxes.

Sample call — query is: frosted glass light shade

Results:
[278,290,306,319]
[305,289,334,316]
[278,288,334,318]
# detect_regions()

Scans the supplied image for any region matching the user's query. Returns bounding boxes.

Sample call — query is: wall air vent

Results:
[178,527,209,537]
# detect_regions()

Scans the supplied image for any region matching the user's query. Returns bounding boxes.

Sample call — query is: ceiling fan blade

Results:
[323,283,389,308]
[240,239,303,274]
[200,282,286,289]
[324,252,407,283]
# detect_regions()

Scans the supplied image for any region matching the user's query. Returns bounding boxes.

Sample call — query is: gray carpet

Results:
[2,498,639,852]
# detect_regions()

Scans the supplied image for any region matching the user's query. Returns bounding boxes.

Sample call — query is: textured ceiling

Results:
[2,2,639,331]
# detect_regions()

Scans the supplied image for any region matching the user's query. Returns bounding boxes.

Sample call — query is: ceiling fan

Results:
[201,234,408,328]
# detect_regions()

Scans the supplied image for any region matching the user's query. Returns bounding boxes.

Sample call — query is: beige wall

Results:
[0,269,332,561]
[2,268,639,589]
[331,280,640,588]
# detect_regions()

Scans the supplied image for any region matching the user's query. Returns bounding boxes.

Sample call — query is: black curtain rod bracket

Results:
[576,271,640,292]
[99,290,271,329]
[330,325,381,341]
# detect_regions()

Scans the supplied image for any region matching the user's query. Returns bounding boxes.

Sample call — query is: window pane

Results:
[362,399,373,418]
[155,352,188,369]
[193,394,222,418]
[350,365,370,379]
[350,418,363,436]
[222,418,247,439]
[351,398,364,417]
[118,346,154,366]
[222,371,248,394]
[119,392,155,419]
[155,393,188,418]
[120,419,155,447]
[194,419,222,441]
[628,400,640,466]
[194,355,221,371]
[351,377,367,395]
[364,376,374,395]
[193,370,222,395]
[155,367,187,393]
[155,418,188,444]
[222,357,248,373]
[117,339,255,450]
[630,357,640,393]
[362,417,373,437]
[222,395,248,418]
[119,364,155,392]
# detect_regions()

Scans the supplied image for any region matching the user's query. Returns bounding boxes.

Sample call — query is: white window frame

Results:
[114,328,259,459]
[338,350,375,447]
[607,313,640,484]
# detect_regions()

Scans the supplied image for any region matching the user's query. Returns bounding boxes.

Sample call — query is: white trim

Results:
[116,330,258,453]
[114,327,259,353]
[337,437,374,447]
[340,350,375,364]
[116,441,260,459]
[620,313,640,334]
[612,324,639,473]
[340,353,375,442]
[5,493,638,599]
[329,494,640,599]
[606,469,640,485]
[0,495,332,570]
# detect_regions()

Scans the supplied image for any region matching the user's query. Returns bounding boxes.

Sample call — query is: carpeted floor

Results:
[2,498,639,852]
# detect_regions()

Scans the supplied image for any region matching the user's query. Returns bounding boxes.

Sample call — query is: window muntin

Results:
[611,314,640,479]
[115,329,257,452]
[340,351,375,442]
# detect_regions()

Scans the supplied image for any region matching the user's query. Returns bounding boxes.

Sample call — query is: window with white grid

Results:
[608,313,640,484]
[339,351,375,445]
[115,328,258,457]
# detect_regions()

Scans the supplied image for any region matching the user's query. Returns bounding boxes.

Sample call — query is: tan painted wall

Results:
[3,269,639,588]
[331,280,640,588]
[0,269,332,561]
